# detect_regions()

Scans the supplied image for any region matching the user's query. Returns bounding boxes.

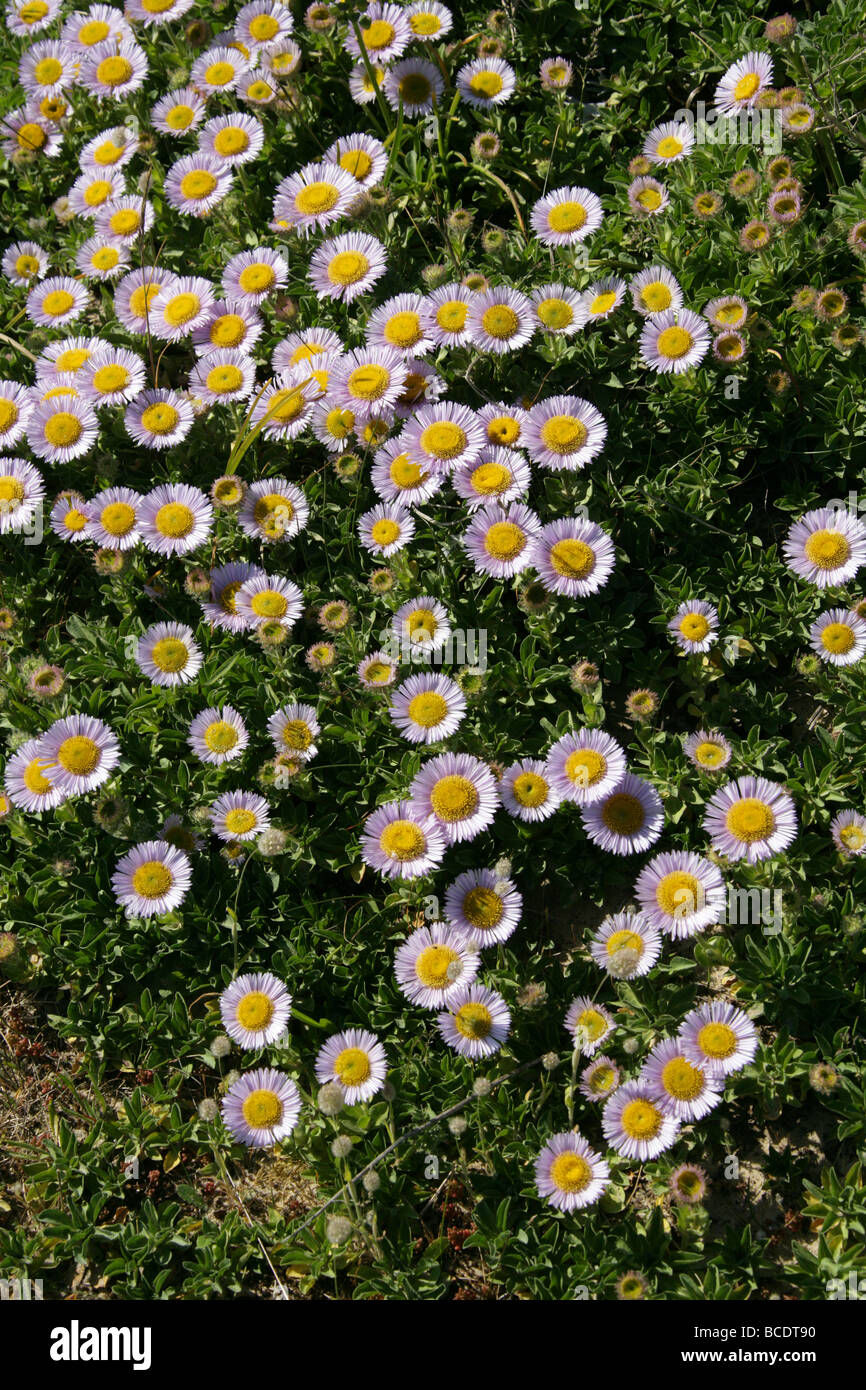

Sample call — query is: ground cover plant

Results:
[0,0,865,1303]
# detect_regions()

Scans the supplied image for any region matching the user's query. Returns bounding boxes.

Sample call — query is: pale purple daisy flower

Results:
[234,0,294,53]
[565,996,614,1054]
[371,436,443,506]
[329,347,408,422]
[530,282,587,335]
[443,867,522,948]
[634,849,727,938]
[546,728,626,805]
[235,573,303,630]
[703,295,749,329]
[358,502,415,557]
[360,799,446,879]
[201,562,266,633]
[456,56,516,109]
[151,85,207,137]
[525,396,607,473]
[111,839,191,919]
[468,286,535,355]
[221,1067,301,1148]
[393,923,479,1008]
[2,240,49,287]
[79,125,138,173]
[425,282,474,348]
[641,308,710,373]
[50,491,89,543]
[831,810,866,856]
[402,400,484,473]
[437,983,511,1059]
[201,112,267,169]
[391,594,451,654]
[383,58,444,116]
[530,184,603,246]
[325,131,387,186]
[347,60,387,106]
[463,501,541,578]
[683,730,732,772]
[26,395,98,464]
[409,750,499,844]
[220,970,292,1048]
[539,55,573,90]
[345,3,411,62]
[315,1028,387,1103]
[114,266,177,335]
[210,790,271,842]
[18,39,76,97]
[580,772,665,855]
[406,1,452,40]
[149,277,216,342]
[357,651,397,690]
[583,276,627,322]
[238,477,309,542]
[272,327,343,376]
[4,737,66,812]
[366,294,435,358]
[74,235,130,282]
[641,1037,724,1121]
[703,775,798,863]
[0,456,43,533]
[590,911,662,978]
[189,350,257,406]
[250,368,317,441]
[534,1132,609,1211]
[500,759,561,823]
[531,518,616,596]
[451,448,530,509]
[8,0,61,37]
[39,713,120,794]
[628,176,669,216]
[190,45,250,94]
[714,51,773,115]
[388,672,466,745]
[476,401,528,451]
[92,198,154,247]
[267,703,319,761]
[77,39,149,101]
[138,484,213,556]
[192,300,263,358]
[188,706,248,765]
[124,389,195,450]
[84,486,143,549]
[602,1080,680,1160]
[712,330,748,364]
[308,230,388,304]
[643,120,695,164]
[668,599,719,652]
[783,507,866,588]
[164,153,234,217]
[579,1055,621,1103]
[630,265,683,317]
[810,609,866,667]
[272,160,358,237]
[36,336,110,380]
[222,247,287,305]
[678,1001,759,1076]
[1,108,62,159]
[26,275,89,328]
[136,622,203,688]
[80,346,146,407]
[125,0,195,23]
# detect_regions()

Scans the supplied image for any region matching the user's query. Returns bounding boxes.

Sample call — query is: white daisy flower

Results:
[583,276,627,322]
[425,282,474,347]
[124,390,194,450]
[530,282,587,335]
[111,839,191,918]
[234,0,293,54]
[534,1132,610,1211]
[345,3,411,63]
[250,367,318,441]
[703,775,798,863]
[678,1001,758,1076]
[221,1067,301,1148]
[437,983,511,1059]
[210,790,271,842]
[125,0,195,28]
[18,39,76,97]
[589,912,662,978]
[443,867,522,948]
[580,772,665,855]
[642,119,695,164]
[188,706,248,765]
[7,0,61,37]
[524,396,607,471]
[1,107,62,159]
[68,170,126,218]
[388,672,466,745]
[714,51,773,115]
[468,286,534,355]
[809,608,866,667]
[500,758,561,823]
[360,799,446,879]
[235,573,303,630]
[315,1028,387,1103]
[546,728,626,805]
[4,736,66,812]
[136,622,203,688]
[366,293,435,358]
[456,56,516,109]
[564,995,614,1054]
[79,124,138,173]
[149,277,216,342]
[267,703,319,761]
[2,240,49,286]
[26,275,89,328]
[190,44,250,94]
[684,729,732,772]
[221,247,287,305]
[463,501,540,578]
[238,477,309,542]
[831,809,866,856]
[201,562,266,634]
[348,60,387,106]
[39,713,120,794]
[358,651,398,690]
[325,131,387,186]
[408,751,499,845]
[358,502,415,558]
[329,347,408,422]
[393,923,479,1009]
[641,1037,724,1121]
[164,152,234,217]
[188,350,256,406]
[602,1080,680,1161]
[94,197,155,245]
[634,850,727,938]
[530,184,603,246]
[220,970,292,1049]
[640,308,711,373]
[629,265,683,317]
[83,486,143,549]
[628,175,669,216]
[272,160,358,237]
[371,436,443,506]
[406,2,453,40]
[668,599,719,652]
[62,5,133,50]
[783,507,866,588]
[308,230,388,304]
[391,594,451,654]
[151,85,207,136]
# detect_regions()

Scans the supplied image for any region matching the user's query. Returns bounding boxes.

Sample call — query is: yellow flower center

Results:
[697,1021,737,1059]
[694,741,725,767]
[512,772,549,807]
[454,1002,493,1040]
[239,262,275,294]
[250,590,288,619]
[100,501,136,536]
[44,412,82,447]
[253,494,294,530]
[655,870,702,917]
[549,538,595,578]
[295,181,339,215]
[420,421,466,460]
[430,774,478,821]
[20,0,49,20]
[151,638,189,673]
[129,283,160,319]
[470,70,504,98]
[467,461,508,495]
[370,518,400,547]
[536,296,574,329]
[575,1007,606,1042]
[637,188,662,210]
[590,291,617,316]
[565,748,606,787]
[384,311,422,349]
[206,365,244,394]
[18,122,46,149]
[269,388,305,423]
[415,944,459,988]
[328,250,369,286]
[204,720,238,753]
[661,1056,704,1100]
[278,720,310,752]
[485,415,520,445]
[225,808,257,835]
[733,72,761,101]
[164,292,201,327]
[23,757,53,794]
[236,990,274,1030]
[640,282,672,312]
[63,507,87,532]
[541,415,588,455]
[586,1063,616,1095]
[96,56,133,86]
[410,12,440,35]
[0,401,19,433]
[79,18,110,41]
[406,609,436,639]
[725,798,775,843]
[804,530,850,569]
[208,313,245,347]
[679,612,710,641]
[93,140,124,165]
[549,1152,592,1192]
[166,103,195,131]
[361,17,395,48]
[141,404,179,434]
[606,928,644,956]
[180,170,217,200]
[91,247,120,272]
[386,455,421,490]
[92,367,130,400]
[109,208,141,236]
[821,622,856,654]
[241,1088,281,1128]
[219,581,242,614]
[379,820,425,860]
[250,13,279,39]
[56,735,100,775]
[840,824,866,851]
[485,520,526,560]
[548,200,587,233]
[621,1098,662,1140]
[656,135,683,158]
[334,1046,371,1085]
[34,57,63,85]
[435,301,468,333]
[601,792,645,835]
[205,61,235,87]
[462,886,503,929]
[364,660,392,684]
[325,407,354,439]
[42,289,75,317]
[131,861,173,898]
[14,253,40,277]
[348,364,389,401]
[481,304,519,339]
[406,691,448,728]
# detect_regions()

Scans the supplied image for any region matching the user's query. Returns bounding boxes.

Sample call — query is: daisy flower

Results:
[684,730,732,772]
[468,286,534,355]
[125,0,195,26]
[235,573,303,630]
[678,1001,758,1076]
[579,1055,621,1103]
[26,276,88,328]
[641,1036,725,1121]
[451,448,530,509]
[406,1,452,39]
[534,1132,609,1211]
[111,839,191,918]
[2,241,49,286]
[77,40,148,100]
[7,0,61,36]
[565,996,614,1054]
[366,294,435,358]
[251,369,317,441]
[360,799,445,879]
[1,108,62,159]
[715,51,774,114]
[149,277,215,341]
[267,703,319,761]
[329,347,407,421]
[220,970,292,1049]
[391,594,451,655]
[164,153,234,217]
[831,810,866,856]
[39,713,119,794]
[602,1080,680,1160]
[151,85,207,136]
[394,923,479,1009]
[358,651,397,690]
[238,477,309,543]
[189,350,256,406]
[84,486,143,549]
[583,276,627,323]
[0,457,43,534]
[0,384,34,449]
[383,58,445,116]
[703,776,798,863]
[530,282,587,335]
[630,265,683,317]
[201,562,265,634]
[540,56,573,90]
[190,45,250,95]
[590,912,662,978]
[463,502,540,579]
[80,347,146,407]
[124,390,194,450]
[315,1028,387,1103]
[530,185,603,246]
[221,1068,301,1148]
[36,336,111,380]
[401,400,484,473]
[193,300,263,358]
[272,161,358,237]
[437,983,511,1059]
[668,599,719,652]
[324,132,387,188]
[456,56,516,109]
[272,327,343,375]
[409,751,499,845]
[443,867,521,947]
[628,176,669,216]
[188,706,248,765]
[670,1163,708,1206]
[50,490,89,543]
[348,60,387,106]
[425,282,474,348]
[308,230,387,305]
[370,438,440,507]
[581,772,665,855]
[210,790,271,843]
[234,0,293,54]
[524,397,607,473]
[19,39,75,98]
[356,503,413,558]
[476,402,528,453]
[4,737,66,812]
[635,849,727,937]
[811,608,866,666]
[546,729,626,805]
[500,758,561,823]
[345,3,411,62]
[388,672,465,745]
[114,266,176,334]
[531,517,616,599]
[643,120,695,164]
[136,622,203,688]
[712,330,748,364]
[75,236,129,282]
[26,396,98,464]
[641,308,710,373]
[783,507,866,588]
[222,247,287,305]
